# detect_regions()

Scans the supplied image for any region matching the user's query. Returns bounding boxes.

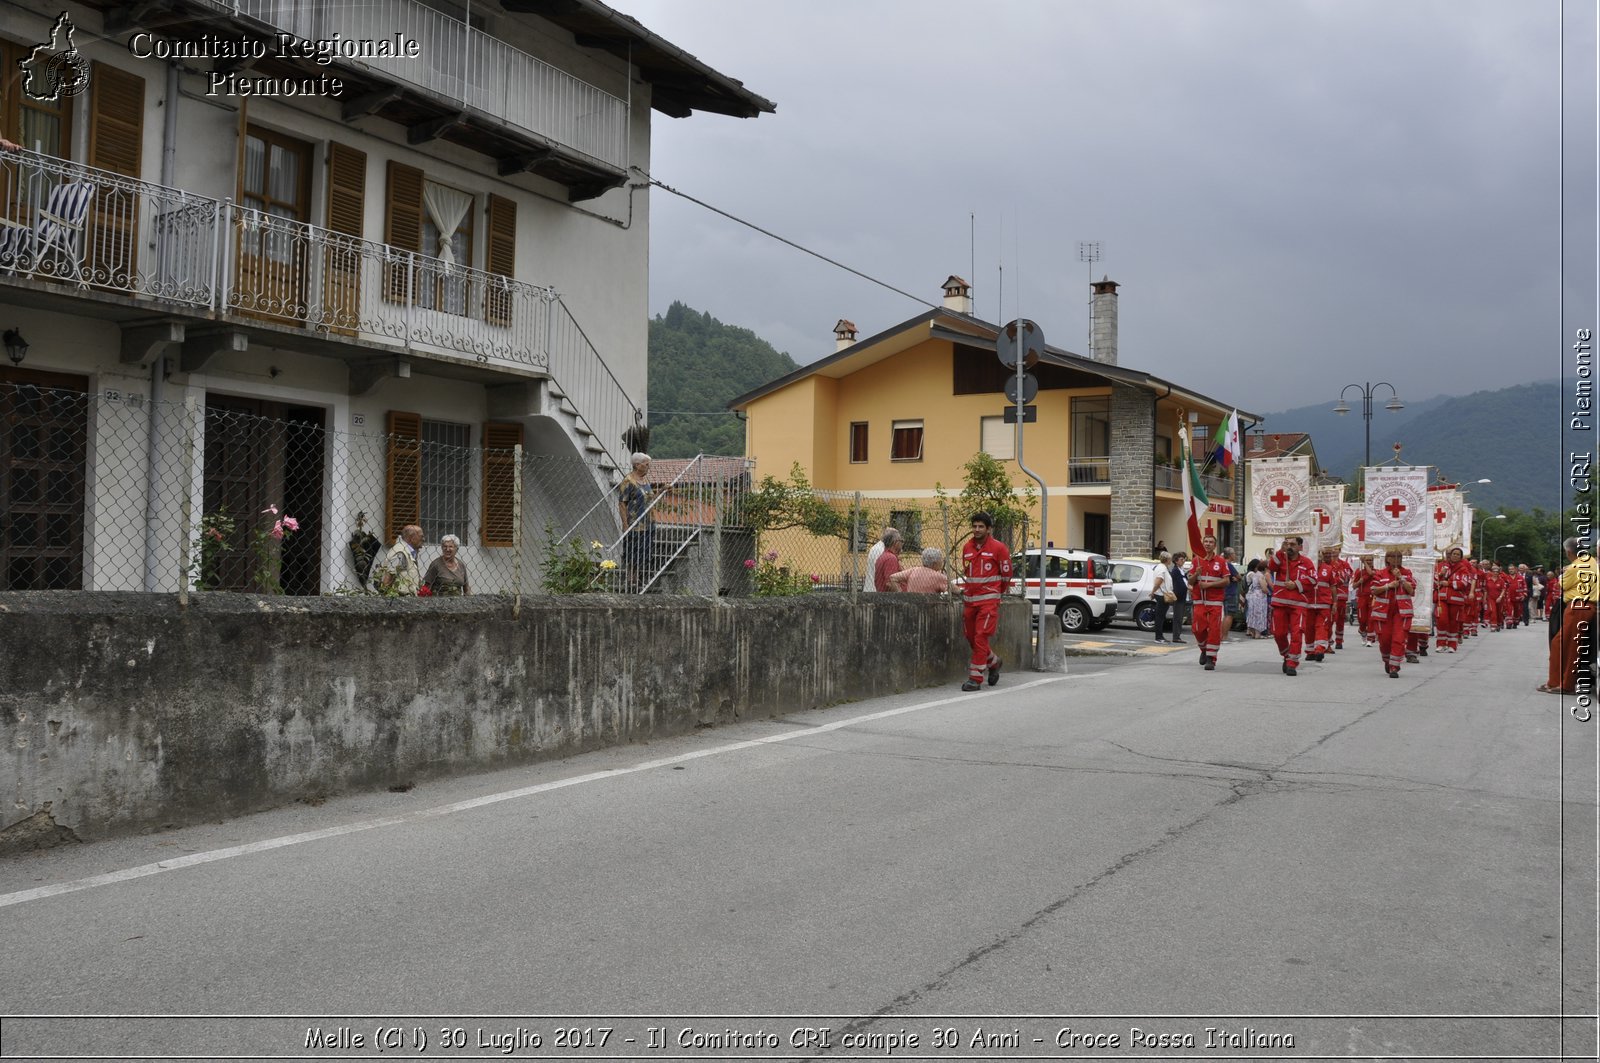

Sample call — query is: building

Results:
[728,276,1260,570]
[0,0,771,593]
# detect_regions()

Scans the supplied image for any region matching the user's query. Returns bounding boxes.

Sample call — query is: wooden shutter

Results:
[383,160,423,303]
[323,142,366,334]
[87,62,145,288]
[385,410,422,542]
[484,193,516,326]
[481,421,523,547]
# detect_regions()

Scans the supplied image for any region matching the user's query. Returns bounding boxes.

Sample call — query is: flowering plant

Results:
[191,504,300,593]
[539,523,613,594]
[750,548,815,597]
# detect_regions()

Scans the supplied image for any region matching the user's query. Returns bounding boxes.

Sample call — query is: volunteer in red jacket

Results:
[959,512,1012,692]
[1332,548,1353,649]
[1305,546,1338,661]
[1370,548,1417,677]
[1269,536,1316,676]
[1352,554,1377,645]
[1190,533,1232,671]
[1433,552,1458,652]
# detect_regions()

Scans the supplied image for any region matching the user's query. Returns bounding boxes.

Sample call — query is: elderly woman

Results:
[618,452,655,593]
[422,534,470,596]
[888,547,955,593]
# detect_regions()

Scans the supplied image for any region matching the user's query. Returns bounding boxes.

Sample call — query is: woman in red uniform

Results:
[1369,549,1416,677]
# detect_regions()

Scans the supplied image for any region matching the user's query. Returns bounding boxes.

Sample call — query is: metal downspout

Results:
[144,61,180,591]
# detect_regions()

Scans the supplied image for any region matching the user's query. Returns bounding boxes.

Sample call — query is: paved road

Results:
[0,623,1593,1060]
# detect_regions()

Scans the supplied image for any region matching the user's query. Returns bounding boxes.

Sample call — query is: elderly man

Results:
[378,524,424,595]
[888,547,955,594]
[1541,537,1598,695]
[872,528,904,592]
[862,526,893,592]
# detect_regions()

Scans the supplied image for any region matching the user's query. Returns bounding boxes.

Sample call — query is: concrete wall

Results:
[0,593,1031,850]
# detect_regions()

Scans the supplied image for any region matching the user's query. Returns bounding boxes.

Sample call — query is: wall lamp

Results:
[3,328,28,367]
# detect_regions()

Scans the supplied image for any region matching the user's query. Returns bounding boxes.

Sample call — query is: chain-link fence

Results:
[1,379,1033,599]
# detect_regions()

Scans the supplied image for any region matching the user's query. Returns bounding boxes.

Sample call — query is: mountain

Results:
[646,302,799,459]
[1261,381,1565,513]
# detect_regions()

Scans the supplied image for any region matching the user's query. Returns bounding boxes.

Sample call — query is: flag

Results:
[1249,456,1312,535]
[1212,409,1241,469]
[1363,466,1429,545]
[1180,422,1210,556]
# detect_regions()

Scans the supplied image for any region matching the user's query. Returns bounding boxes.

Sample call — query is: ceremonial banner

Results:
[1309,485,1345,555]
[1426,487,1464,551]
[1342,509,1376,559]
[1249,456,1312,536]
[1363,466,1429,545]
[1408,549,1438,634]
[1463,505,1474,557]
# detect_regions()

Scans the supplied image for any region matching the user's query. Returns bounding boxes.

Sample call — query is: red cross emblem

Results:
[1384,498,1407,520]
[1351,519,1366,540]
[1316,509,1332,530]
[1434,507,1448,524]
[1269,488,1292,509]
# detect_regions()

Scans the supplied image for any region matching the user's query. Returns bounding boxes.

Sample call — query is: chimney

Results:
[1090,276,1118,364]
[941,275,973,315]
[833,318,858,352]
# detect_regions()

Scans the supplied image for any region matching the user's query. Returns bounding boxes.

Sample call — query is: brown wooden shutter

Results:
[385,410,423,542]
[484,193,516,326]
[383,160,423,303]
[324,142,366,334]
[481,421,523,547]
[86,62,145,288]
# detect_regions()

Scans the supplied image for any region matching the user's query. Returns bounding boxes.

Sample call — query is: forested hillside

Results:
[646,302,799,458]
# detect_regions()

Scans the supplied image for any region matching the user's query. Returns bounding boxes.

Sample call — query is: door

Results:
[0,369,86,589]
[235,126,312,323]
[1083,512,1110,557]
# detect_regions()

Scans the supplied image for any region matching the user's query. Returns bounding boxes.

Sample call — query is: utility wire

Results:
[643,173,940,311]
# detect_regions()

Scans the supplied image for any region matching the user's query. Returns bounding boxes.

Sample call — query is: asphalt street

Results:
[0,621,1594,1061]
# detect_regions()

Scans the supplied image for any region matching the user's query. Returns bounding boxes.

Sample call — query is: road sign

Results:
[996,319,1045,369]
[1004,372,1038,405]
[1003,404,1037,424]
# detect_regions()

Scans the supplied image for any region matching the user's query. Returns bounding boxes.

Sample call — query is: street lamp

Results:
[1478,513,1506,558]
[1333,382,1404,485]
[1494,544,1516,565]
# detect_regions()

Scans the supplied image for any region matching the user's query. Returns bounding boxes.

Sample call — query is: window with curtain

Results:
[0,38,74,158]
[420,180,474,316]
[240,128,311,264]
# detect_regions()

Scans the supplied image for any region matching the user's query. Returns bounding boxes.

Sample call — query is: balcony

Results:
[0,147,638,470]
[1153,463,1232,499]
[1068,456,1110,485]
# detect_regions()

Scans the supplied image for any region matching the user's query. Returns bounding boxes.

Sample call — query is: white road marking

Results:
[0,676,1071,910]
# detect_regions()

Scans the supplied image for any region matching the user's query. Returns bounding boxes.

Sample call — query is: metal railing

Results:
[1153,462,1233,499]
[1068,456,1110,485]
[216,0,629,169]
[0,147,642,473]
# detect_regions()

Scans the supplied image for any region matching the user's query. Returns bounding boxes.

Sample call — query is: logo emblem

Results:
[20,13,91,102]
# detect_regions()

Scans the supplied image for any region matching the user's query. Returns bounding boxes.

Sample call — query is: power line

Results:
[643,172,940,311]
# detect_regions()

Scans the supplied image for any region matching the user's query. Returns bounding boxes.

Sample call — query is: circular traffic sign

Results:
[1004,372,1038,405]
[996,318,1046,369]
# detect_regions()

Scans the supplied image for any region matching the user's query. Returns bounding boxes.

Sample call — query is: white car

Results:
[1107,558,1167,631]
[1011,548,1118,633]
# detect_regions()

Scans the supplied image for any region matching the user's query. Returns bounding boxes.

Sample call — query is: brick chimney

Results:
[1090,277,1118,364]
[941,275,973,315]
[834,318,858,352]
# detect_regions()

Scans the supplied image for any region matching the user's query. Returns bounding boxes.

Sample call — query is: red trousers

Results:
[1334,598,1348,644]
[1435,602,1458,649]
[1192,601,1225,659]
[1306,605,1332,653]
[963,601,999,683]
[1272,603,1306,667]
[1375,614,1409,672]
[1357,595,1373,640]
[1548,601,1595,692]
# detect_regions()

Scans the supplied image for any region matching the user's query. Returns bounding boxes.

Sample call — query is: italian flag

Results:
[1182,427,1210,557]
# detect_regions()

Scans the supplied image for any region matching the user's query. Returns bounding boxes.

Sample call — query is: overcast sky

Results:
[621,0,1592,416]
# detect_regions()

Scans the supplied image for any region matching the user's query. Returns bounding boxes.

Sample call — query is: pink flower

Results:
[764,549,779,562]
[810,573,820,582]
[744,558,756,569]
[208,529,224,542]
[281,516,299,532]
[270,521,285,540]
[262,505,279,516]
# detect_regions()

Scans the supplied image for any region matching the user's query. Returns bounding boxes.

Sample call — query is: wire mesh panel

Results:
[1,380,88,589]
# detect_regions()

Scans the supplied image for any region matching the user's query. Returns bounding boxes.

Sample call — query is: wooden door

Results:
[236,127,311,323]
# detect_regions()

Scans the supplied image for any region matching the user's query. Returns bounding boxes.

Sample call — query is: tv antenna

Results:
[1078,241,1102,356]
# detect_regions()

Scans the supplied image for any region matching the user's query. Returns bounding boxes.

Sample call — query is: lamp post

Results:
[1494,544,1516,565]
[2,328,27,367]
[1333,382,1404,488]
[1478,513,1506,558]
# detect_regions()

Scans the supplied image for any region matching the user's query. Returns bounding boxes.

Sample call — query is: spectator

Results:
[862,526,893,592]
[1167,551,1191,643]
[888,547,954,594]
[873,528,904,592]
[423,533,470,596]
[1222,547,1241,634]
[618,453,654,593]
[378,524,423,596]
[1244,558,1270,638]
[1542,538,1597,695]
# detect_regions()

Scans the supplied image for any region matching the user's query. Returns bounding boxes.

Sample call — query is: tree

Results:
[948,452,1038,552]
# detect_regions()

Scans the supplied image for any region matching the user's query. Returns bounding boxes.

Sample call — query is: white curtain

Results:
[422,182,472,265]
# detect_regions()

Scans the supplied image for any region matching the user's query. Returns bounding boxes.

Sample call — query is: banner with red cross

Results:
[1408,548,1438,633]
[1342,509,1376,559]
[1247,456,1311,536]
[1308,484,1345,556]
[1425,486,1464,551]
[1363,465,1429,546]
[1463,505,1474,557]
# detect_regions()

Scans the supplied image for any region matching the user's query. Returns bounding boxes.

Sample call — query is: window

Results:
[979,415,1014,460]
[1155,434,1173,464]
[420,420,471,542]
[1070,396,1110,458]
[849,422,868,463]
[419,180,474,315]
[890,420,923,462]
[0,38,74,157]
[889,509,921,551]
[0,370,87,590]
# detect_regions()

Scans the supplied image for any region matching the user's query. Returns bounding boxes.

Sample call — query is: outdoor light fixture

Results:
[1494,544,1516,564]
[1334,381,1404,487]
[1478,513,1507,558]
[3,328,27,367]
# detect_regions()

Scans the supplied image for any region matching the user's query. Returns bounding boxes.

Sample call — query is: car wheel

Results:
[1134,601,1159,631]
[1057,600,1089,633]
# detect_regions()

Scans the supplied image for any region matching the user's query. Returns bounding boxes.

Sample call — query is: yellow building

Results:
[729,277,1261,564]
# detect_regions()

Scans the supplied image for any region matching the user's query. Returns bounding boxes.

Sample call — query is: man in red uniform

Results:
[1484,563,1504,631]
[1190,533,1232,670]
[1507,564,1527,628]
[1269,536,1316,676]
[1434,550,1460,652]
[1305,546,1338,661]
[1332,548,1353,649]
[1445,548,1473,650]
[1353,554,1377,645]
[1370,548,1417,677]
[959,512,1012,692]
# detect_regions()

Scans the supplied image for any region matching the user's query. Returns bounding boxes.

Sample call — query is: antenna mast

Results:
[1078,241,1102,358]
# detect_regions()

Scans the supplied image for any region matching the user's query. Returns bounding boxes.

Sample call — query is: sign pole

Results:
[1002,319,1050,670]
